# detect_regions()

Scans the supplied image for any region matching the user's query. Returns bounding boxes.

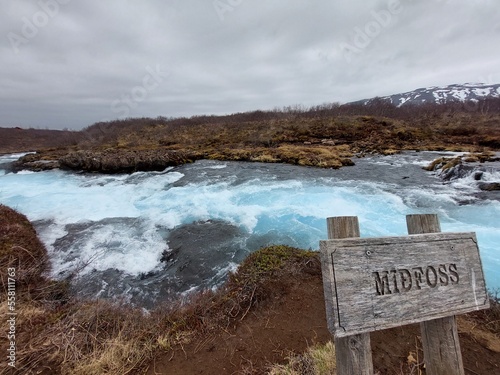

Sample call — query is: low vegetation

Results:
[72,103,500,170]
[3,99,500,172]
[0,128,81,154]
[78,98,500,152]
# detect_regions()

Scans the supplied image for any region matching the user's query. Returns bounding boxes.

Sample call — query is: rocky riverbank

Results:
[9,144,357,173]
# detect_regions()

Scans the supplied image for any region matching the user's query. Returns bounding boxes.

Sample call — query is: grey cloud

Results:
[1,0,499,129]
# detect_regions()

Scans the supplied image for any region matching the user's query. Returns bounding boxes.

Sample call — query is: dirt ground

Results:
[139,271,500,375]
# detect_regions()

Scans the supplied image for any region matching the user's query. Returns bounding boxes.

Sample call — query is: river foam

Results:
[1,152,499,306]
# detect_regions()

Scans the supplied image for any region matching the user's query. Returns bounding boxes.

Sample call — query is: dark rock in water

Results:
[12,153,61,172]
[162,220,247,284]
[244,230,298,250]
[59,149,200,173]
[474,171,484,181]
[0,161,15,173]
[341,158,355,167]
[20,159,60,171]
[478,182,500,191]
[440,163,478,181]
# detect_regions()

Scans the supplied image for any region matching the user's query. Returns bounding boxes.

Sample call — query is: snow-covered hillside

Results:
[357,83,500,107]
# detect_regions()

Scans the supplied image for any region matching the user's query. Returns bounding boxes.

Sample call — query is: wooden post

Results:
[406,214,465,375]
[326,216,374,375]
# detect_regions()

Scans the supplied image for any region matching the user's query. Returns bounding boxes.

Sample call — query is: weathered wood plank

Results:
[419,316,463,375]
[320,232,489,337]
[327,216,360,239]
[406,214,441,234]
[407,214,465,375]
[324,217,374,375]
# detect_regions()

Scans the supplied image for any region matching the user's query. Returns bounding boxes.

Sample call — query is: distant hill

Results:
[0,128,82,154]
[354,83,500,108]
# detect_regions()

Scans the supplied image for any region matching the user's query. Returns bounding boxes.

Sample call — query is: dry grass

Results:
[0,300,155,374]
[267,341,336,375]
[0,205,156,374]
[465,290,500,335]
[75,102,500,158]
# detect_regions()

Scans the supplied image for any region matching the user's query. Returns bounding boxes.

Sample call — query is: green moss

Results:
[232,245,315,285]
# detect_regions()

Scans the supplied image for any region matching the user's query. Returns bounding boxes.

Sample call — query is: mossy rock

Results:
[423,156,461,172]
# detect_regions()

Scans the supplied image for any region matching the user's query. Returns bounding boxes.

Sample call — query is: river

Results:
[0,151,499,308]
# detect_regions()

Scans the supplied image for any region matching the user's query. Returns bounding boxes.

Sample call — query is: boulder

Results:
[478,182,500,191]
[440,163,477,181]
[12,153,61,172]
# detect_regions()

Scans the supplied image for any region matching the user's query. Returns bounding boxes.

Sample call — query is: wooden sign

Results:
[320,232,490,338]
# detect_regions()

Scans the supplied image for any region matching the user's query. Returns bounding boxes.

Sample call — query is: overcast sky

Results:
[1,0,499,130]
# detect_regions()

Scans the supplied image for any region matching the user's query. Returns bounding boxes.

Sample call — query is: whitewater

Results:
[0,152,499,307]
